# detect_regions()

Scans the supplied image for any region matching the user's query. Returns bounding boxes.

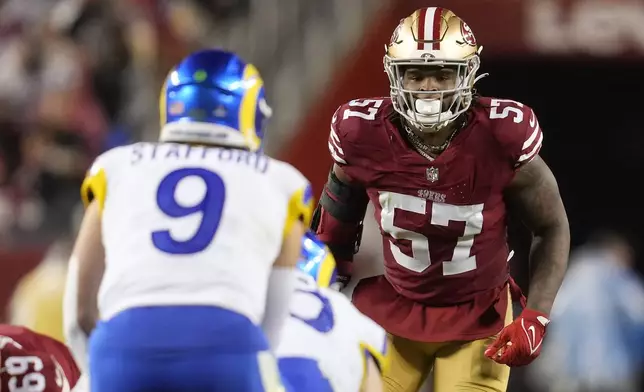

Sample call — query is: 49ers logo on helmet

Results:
[390,22,403,45]
[460,21,476,46]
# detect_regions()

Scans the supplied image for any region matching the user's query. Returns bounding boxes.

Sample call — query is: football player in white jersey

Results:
[277,231,389,392]
[62,49,313,392]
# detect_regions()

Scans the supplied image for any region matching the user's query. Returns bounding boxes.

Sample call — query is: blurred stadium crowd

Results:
[1,0,644,391]
[0,0,251,245]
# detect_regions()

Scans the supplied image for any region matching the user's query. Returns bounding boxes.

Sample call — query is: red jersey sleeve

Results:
[487,98,543,169]
[327,105,350,166]
[327,98,390,182]
[0,325,81,392]
[320,99,389,273]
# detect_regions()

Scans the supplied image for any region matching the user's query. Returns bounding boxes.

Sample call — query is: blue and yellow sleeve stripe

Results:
[360,335,390,383]
[80,163,107,214]
[283,183,314,238]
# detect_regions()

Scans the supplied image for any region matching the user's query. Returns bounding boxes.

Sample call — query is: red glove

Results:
[484,308,550,367]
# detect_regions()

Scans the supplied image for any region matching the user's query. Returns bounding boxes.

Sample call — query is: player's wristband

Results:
[520,308,550,326]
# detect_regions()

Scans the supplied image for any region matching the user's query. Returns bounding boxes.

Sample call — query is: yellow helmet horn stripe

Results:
[238,63,264,151]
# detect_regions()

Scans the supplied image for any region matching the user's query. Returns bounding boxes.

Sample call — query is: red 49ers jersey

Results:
[0,325,81,392]
[328,97,542,341]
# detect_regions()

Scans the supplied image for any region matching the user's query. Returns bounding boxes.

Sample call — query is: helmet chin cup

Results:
[404,112,452,134]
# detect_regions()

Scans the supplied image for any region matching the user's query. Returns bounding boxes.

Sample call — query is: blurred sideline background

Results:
[1,1,643,391]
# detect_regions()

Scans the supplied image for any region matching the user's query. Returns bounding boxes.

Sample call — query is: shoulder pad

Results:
[81,154,109,212]
[321,289,389,373]
[80,146,128,212]
[0,325,80,391]
[357,309,389,374]
[327,98,392,166]
[480,98,543,168]
[271,160,315,238]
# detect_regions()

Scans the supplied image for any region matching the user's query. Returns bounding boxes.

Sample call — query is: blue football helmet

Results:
[297,231,337,289]
[159,49,272,151]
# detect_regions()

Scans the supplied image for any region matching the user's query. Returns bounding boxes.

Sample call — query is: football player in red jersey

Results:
[0,324,82,392]
[312,7,570,392]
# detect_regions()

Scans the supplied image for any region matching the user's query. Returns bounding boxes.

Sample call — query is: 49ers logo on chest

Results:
[460,21,476,46]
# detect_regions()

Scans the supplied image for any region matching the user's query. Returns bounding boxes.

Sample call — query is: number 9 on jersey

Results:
[151,168,226,255]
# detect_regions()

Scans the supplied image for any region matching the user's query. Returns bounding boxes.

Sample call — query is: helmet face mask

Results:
[384,8,484,133]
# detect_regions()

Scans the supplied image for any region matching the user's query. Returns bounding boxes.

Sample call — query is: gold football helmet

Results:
[384,7,485,132]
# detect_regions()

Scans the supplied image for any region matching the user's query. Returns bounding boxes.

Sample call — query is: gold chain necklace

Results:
[404,124,458,160]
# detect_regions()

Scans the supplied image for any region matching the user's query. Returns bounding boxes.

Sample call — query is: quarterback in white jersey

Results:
[278,231,389,392]
[63,49,312,392]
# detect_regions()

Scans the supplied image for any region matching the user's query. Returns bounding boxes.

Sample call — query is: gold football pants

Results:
[383,293,513,392]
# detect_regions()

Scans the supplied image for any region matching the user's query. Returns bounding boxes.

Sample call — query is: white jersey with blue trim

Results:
[277,273,388,392]
[81,142,313,324]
